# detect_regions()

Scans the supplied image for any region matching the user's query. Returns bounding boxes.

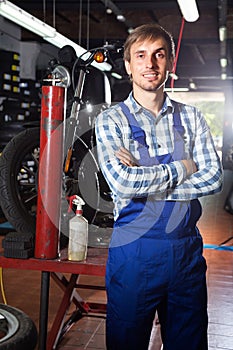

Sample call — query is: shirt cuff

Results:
[168,160,187,188]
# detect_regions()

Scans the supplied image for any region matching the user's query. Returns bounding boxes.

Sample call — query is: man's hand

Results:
[115,147,138,166]
[181,159,197,176]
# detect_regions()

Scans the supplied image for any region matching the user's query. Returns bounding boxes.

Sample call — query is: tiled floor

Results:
[0,170,232,350]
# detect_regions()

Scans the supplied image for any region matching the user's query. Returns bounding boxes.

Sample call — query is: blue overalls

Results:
[105,102,208,350]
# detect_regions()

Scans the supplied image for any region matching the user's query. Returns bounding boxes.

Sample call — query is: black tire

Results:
[0,303,37,350]
[0,127,40,235]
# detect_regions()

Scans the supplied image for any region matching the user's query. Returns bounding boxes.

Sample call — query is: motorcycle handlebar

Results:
[46,43,123,87]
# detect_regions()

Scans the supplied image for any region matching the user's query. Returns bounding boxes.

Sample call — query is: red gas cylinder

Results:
[34,85,65,259]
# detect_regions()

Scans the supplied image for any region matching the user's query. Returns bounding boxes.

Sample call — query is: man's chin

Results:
[144,83,165,92]
[133,80,166,92]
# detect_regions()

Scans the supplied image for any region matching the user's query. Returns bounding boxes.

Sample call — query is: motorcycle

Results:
[0,44,122,246]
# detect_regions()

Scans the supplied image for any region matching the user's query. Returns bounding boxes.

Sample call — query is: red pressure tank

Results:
[34,85,65,259]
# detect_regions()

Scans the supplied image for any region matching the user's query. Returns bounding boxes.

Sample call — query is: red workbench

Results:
[0,247,108,350]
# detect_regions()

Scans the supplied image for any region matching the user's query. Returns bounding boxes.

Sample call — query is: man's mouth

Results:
[143,72,159,78]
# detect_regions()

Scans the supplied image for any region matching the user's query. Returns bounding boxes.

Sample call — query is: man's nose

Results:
[145,56,156,68]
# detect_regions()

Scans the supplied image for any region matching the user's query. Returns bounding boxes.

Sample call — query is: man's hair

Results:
[124,23,175,62]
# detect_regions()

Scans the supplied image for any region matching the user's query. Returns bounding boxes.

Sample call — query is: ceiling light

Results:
[221,73,227,80]
[86,102,93,113]
[106,8,112,14]
[116,14,126,22]
[220,58,228,68]
[0,0,111,72]
[189,80,197,90]
[176,0,199,22]
[219,26,227,42]
[127,27,134,34]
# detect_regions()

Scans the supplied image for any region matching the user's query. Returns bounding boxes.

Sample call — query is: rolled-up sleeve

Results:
[167,110,223,199]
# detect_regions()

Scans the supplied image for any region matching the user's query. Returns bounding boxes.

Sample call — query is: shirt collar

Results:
[125,92,142,113]
[125,91,175,116]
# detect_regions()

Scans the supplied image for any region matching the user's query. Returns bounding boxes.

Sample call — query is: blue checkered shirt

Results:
[95,92,223,220]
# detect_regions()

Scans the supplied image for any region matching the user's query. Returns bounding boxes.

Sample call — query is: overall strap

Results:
[119,102,148,147]
[119,101,185,164]
[172,100,182,126]
[171,101,185,160]
[172,101,185,136]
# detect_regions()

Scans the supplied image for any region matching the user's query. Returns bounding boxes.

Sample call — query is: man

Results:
[95,23,222,350]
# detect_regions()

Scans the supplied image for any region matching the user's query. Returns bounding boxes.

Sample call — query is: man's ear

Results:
[168,58,175,73]
[124,60,131,75]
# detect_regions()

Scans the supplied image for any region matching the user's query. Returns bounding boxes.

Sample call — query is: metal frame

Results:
[0,247,107,349]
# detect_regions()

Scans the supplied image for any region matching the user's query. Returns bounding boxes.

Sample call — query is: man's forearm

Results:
[181,159,197,177]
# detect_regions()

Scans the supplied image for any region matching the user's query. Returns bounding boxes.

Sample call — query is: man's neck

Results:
[132,86,165,117]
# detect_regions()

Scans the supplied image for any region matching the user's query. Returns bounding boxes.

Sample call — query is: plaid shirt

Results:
[95,92,223,219]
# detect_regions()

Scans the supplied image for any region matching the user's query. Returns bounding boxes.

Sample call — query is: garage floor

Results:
[0,170,232,350]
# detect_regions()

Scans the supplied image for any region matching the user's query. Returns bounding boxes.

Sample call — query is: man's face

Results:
[124,37,174,92]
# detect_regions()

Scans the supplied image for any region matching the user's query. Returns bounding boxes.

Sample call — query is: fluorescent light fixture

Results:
[219,26,227,42]
[0,0,56,37]
[0,0,111,72]
[165,87,189,92]
[104,74,112,104]
[169,72,179,80]
[111,72,122,79]
[220,58,228,68]
[176,0,199,22]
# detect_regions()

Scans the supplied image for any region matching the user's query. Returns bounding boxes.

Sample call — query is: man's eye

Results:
[137,53,144,58]
[156,53,165,59]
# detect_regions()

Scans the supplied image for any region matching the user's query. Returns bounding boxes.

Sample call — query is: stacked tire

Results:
[0,304,37,350]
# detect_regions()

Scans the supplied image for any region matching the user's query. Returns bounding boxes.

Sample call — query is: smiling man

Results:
[95,24,222,350]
